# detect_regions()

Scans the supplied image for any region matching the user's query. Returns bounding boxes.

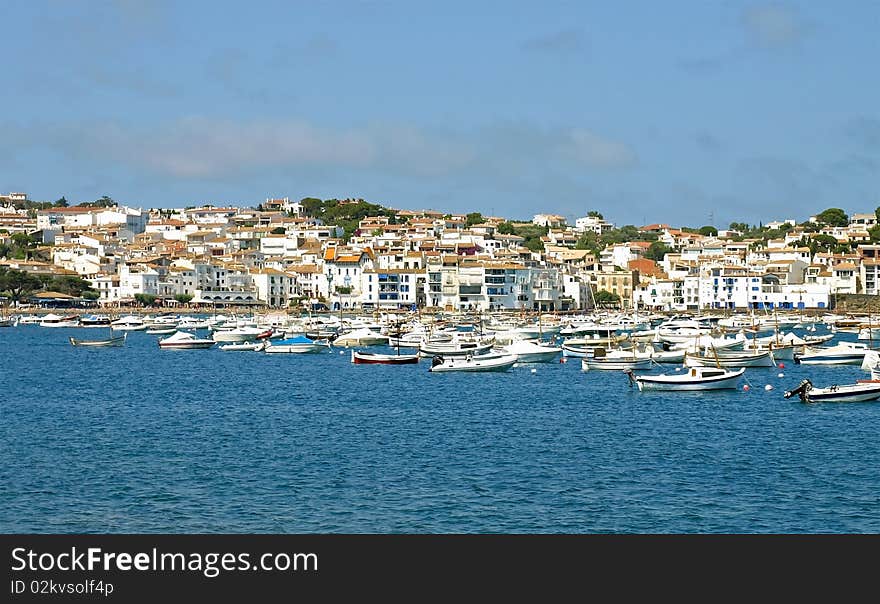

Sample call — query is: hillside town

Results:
[2,191,880,313]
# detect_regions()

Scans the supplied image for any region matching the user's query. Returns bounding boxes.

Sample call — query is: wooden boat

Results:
[351,350,420,364]
[784,378,880,403]
[145,326,178,335]
[582,356,653,371]
[69,333,126,347]
[428,353,517,373]
[418,340,494,358]
[684,349,775,368]
[626,366,745,391]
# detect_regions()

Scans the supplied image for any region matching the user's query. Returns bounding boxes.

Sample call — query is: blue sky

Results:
[3,1,879,227]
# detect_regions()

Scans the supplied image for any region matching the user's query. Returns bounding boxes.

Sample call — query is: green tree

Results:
[815,208,848,227]
[465,212,484,227]
[869,225,880,243]
[809,234,839,253]
[270,226,286,235]
[593,289,621,306]
[698,225,718,237]
[53,196,68,207]
[174,294,194,304]
[0,268,43,303]
[134,293,158,306]
[497,222,516,235]
[575,231,600,254]
[587,210,603,219]
[646,241,672,261]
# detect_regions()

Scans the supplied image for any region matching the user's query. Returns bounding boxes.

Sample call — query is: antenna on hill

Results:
[709,210,715,227]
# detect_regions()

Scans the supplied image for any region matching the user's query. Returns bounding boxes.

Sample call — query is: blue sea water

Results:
[2,324,880,533]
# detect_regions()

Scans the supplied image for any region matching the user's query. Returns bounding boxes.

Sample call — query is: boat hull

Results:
[352,351,420,364]
[69,336,126,347]
[582,358,653,371]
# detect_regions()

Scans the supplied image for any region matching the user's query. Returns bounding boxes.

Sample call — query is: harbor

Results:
[4,309,880,533]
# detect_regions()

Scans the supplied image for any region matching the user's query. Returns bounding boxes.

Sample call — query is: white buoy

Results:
[778,373,784,378]
[531,368,537,374]
[765,384,773,391]
[340,351,345,355]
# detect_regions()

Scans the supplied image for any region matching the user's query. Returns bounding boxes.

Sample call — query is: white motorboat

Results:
[218,341,266,351]
[263,335,328,353]
[79,314,112,327]
[110,315,147,331]
[499,339,562,363]
[784,378,880,403]
[332,327,389,347]
[39,313,80,327]
[418,339,494,358]
[158,331,215,349]
[626,366,745,391]
[428,353,517,372]
[795,342,870,365]
[211,326,265,342]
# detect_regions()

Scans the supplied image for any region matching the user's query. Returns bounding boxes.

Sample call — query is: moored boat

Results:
[795,342,870,365]
[218,341,266,351]
[39,313,80,327]
[263,334,328,353]
[684,349,775,368]
[499,339,562,363]
[428,353,517,372]
[158,331,215,349]
[69,333,126,347]
[351,350,420,364]
[784,378,880,403]
[626,366,745,391]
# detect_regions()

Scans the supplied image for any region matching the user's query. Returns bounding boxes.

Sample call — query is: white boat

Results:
[626,366,745,391]
[158,331,215,349]
[499,339,562,363]
[581,354,653,371]
[428,353,517,372]
[79,314,112,327]
[784,378,880,403]
[351,350,420,364]
[211,325,265,342]
[218,341,266,351]
[332,327,389,347]
[145,326,178,335]
[39,313,80,327]
[795,342,870,365]
[418,339,494,358]
[263,334,328,353]
[69,333,126,347]
[684,349,776,368]
[110,315,147,331]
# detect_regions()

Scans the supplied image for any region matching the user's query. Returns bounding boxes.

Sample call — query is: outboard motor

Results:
[431,355,445,368]
[783,379,812,400]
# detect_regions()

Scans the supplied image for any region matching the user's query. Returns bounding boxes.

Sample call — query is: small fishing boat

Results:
[418,339,494,358]
[218,341,266,351]
[263,334,328,353]
[625,366,745,391]
[429,353,517,372]
[783,378,880,403]
[145,326,178,335]
[582,356,653,371]
[351,350,420,364]
[158,331,215,349]
[684,349,775,368]
[69,333,127,347]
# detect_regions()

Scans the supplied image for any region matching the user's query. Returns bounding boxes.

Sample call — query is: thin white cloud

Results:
[741,4,808,49]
